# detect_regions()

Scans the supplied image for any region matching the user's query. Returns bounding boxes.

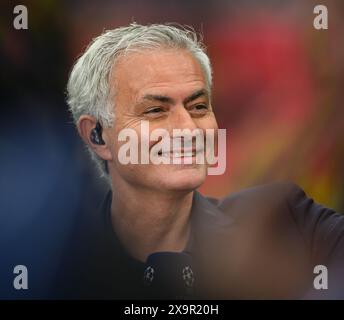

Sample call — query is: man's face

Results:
[105,48,218,192]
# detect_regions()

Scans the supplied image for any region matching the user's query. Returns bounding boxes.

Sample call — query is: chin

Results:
[158,166,207,192]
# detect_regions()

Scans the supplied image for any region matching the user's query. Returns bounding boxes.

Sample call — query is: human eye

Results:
[194,104,208,110]
[188,103,209,115]
[143,106,165,115]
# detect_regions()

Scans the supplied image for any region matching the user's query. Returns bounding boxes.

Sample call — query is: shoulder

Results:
[217,181,302,209]
[198,182,312,298]
[213,180,343,241]
[212,181,304,222]
[207,181,344,264]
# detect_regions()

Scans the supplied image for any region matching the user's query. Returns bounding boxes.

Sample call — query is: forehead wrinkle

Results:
[136,81,209,105]
[112,50,208,109]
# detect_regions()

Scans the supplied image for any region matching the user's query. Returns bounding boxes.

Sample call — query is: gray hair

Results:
[66,22,213,184]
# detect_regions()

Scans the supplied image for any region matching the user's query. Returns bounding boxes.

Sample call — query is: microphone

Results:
[142,252,196,299]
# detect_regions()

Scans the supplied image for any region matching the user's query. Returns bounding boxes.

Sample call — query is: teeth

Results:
[159,151,197,157]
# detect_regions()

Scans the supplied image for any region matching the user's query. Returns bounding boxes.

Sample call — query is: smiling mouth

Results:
[157,149,203,158]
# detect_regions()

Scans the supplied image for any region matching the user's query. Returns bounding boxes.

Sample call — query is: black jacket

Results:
[55,181,344,299]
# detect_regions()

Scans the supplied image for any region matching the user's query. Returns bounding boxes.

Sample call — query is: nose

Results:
[169,105,198,131]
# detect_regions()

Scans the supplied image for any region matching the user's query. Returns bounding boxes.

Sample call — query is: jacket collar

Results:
[101,189,232,259]
[187,190,234,256]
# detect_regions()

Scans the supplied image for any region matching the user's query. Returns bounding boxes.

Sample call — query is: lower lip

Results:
[160,152,204,163]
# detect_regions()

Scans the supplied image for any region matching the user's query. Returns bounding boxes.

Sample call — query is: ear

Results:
[77,115,113,161]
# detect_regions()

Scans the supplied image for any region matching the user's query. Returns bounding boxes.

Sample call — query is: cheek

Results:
[197,116,220,158]
[107,130,121,159]
[197,113,218,130]
[111,125,153,170]
[197,118,219,145]
[209,114,219,130]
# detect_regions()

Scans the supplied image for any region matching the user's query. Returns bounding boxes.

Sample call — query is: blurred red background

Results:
[1,0,343,298]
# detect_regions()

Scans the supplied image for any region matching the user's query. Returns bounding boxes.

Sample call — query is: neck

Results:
[110,181,194,262]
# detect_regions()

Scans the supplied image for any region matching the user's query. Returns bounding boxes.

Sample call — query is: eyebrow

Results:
[142,89,208,105]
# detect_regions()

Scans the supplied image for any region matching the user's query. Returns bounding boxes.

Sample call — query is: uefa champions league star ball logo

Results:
[143,266,155,286]
[182,266,194,288]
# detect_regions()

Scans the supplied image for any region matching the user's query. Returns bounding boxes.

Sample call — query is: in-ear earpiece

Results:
[90,121,105,145]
